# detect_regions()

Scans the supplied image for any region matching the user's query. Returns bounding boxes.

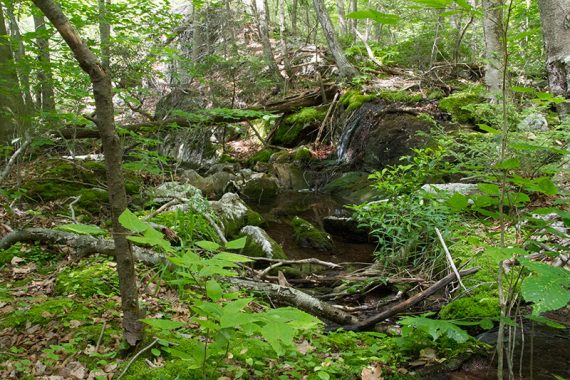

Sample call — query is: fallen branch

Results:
[344,267,479,331]
[255,257,341,279]
[0,138,31,183]
[436,227,466,291]
[226,277,360,326]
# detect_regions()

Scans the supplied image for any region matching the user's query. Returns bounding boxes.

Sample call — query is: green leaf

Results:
[119,209,148,233]
[55,224,106,236]
[485,247,526,264]
[151,348,161,357]
[213,252,253,263]
[494,158,520,170]
[261,321,296,356]
[346,9,400,24]
[478,183,500,195]
[446,193,469,211]
[225,237,247,250]
[400,316,470,343]
[520,259,570,315]
[206,279,223,301]
[141,318,185,331]
[195,240,220,252]
[478,124,501,134]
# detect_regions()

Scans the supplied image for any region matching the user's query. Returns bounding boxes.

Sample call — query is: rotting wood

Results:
[343,267,479,331]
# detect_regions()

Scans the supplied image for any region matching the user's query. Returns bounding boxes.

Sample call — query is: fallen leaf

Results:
[11,256,25,265]
[296,340,314,354]
[361,363,383,380]
[69,320,82,328]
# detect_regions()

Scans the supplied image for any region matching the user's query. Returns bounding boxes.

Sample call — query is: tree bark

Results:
[482,0,505,96]
[279,0,292,85]
[98,0,111,70]
[31,0,143,346]
[6,1,33,108]
[254,0,284,83]
[336,0,346,35]
[538,0,570,116]
[33,13,56,112]
[349,0,357,36]
[312,0,358,79]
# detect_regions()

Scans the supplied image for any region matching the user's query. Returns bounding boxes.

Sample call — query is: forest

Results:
[0,0,569,378]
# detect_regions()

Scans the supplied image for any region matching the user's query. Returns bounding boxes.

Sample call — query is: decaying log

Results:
[261,84,338,113]
[344,267,479,331]
[225,277,360,326]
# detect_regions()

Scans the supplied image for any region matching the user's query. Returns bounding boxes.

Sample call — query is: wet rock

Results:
[291,216,334,252]
[210,193,265,237]
[239,225,287,259]
[272,163,308,190]
[323,216,369,243]
[322,172,376,204]
[240,173,279,204]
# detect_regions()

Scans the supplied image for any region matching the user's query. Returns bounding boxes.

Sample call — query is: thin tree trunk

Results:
[191,5,203,64]
[349,0,357,36]
[482,0,505,96]
[336,0,346,35]
[312,0,358,79]
[33,13,56,112]
[291,0,298,35]
[31,0,143,346]
[279,0,292,86]
[255,0,284,83]
[6,2,33,108]
[98,0,111,70]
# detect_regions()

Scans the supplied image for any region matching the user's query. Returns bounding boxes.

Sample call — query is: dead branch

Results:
[0,138,31,183]
[344,267,479,331]
[225,277,360,326]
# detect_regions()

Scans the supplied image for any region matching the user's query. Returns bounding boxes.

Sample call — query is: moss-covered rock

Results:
[439,294,500,321]
[240,174,279,204]
[55,256,119,297]
[272,107,325,147]
[239,225,287,259]
[272,163,308,190]
[291,216,334,252]
[211,193,265,237]
[377,90,423,103]
[340,90,378,112]
[293,146,312,161]
[439,85,486,124]
[322,172,377,204]
[247,148,275,165]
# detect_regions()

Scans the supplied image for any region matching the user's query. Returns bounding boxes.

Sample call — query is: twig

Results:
[68,195,81,223]
[117,338,160,380]
[257,262,284,279]
[435,227,467,292]
[143,199,182,221]
[0,138,31,183]
[315,92,339,144]
[248,257,341,269]
[95,321,106,352]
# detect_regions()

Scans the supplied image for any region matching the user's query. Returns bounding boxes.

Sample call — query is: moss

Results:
[293,146,312,162]
[240,226,287,259]
[291,216,334,252]
[240,175,279,205]
[439,85,486,124]
[55,256,119,297]
[77,188,109,213]
[340,90,377,112]
[273,107,325,146]
[377,90,423,103]
[427,88,446,100]
[1,297,91,328]
[439,295,500,321]
[247,148,275,165]
[246,209,265,227]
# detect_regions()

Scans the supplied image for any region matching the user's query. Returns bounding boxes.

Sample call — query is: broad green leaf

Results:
[261,321,296,356]
[213,252,253,263]
[400,316,469,343]
[478,124,500,134]
[346,9,400,24]
[141,318,185,331]
[206,279,223,301]
[55,224,106,236]
[485,247,526,263]
[478,183,500,195]
[225,237,247,250]
[119,209,148,233]
[195,240,220,252]
[264,307,322,329]
[494,158,520,170]
[446,193,469,211]
[151,348,161,357]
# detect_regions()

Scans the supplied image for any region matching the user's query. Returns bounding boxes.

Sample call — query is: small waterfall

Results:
[336,103,380,162]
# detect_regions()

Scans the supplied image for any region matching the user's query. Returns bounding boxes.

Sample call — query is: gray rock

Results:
[210,193,264,237]
[421,183,480,196]
[517,113,548,132]
[239,225,287,259]
[240,173,279,204]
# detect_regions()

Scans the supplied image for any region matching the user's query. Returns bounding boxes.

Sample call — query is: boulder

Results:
[322,172,376,204]
[210,193,264,237]
[153,182,203,204]
[421,183,480,196]
[291,216,334,252]
[272,163,308,190]
[517,113,548,133]
[239,226,287,259]
[240,173,279,204]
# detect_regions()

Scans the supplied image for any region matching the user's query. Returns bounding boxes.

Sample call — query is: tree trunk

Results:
[191,4,204,64]
[336,0,346,35]
[279,0,292,85]
[31,0,143,346]
[0,5,24,142]
[482,0,505,96]
[538,0,570,116]
[349,0,357,36]
[6,1,33,108]
[291,0,298,35]
[312,0,358,79]
[254,0,284,83]
[98,0,111,70]
[33,13,56,112]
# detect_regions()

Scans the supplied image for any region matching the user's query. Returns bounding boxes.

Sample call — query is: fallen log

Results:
[343,267,479,331]
[260,84,338,113]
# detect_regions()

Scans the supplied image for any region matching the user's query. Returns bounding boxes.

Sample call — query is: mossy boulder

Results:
[439,85,486,124]
[153,182,203,203]
[55,256,119,297]
[377,90,423,103]
[272,163,308,190]
[247,148,275,166]
[240,173,279,204]
[272,107,325,147]
[322,172,376,204]
[439,294,500,321]
[239,225,287,259]
[340,90,378,112]
[291,216,334,252]
[211,193,265,237]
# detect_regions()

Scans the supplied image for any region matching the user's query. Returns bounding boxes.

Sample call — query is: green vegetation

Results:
[438,85,487,124]
[273,107,326,146]
[340,90,378,111]
[291,216,334,251]
[55,256,119,297]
